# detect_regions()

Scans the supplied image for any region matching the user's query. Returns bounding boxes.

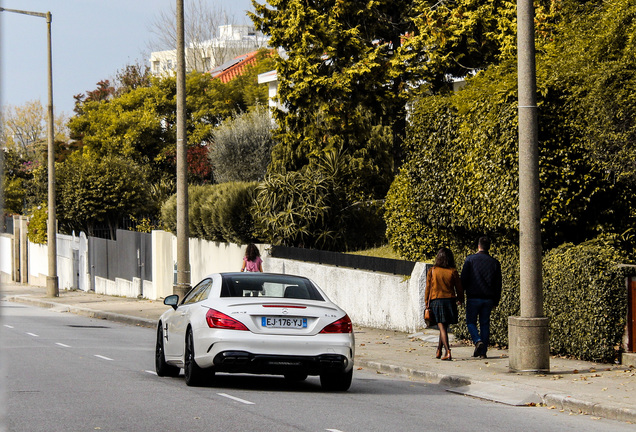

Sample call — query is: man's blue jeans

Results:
[466,298,494,348]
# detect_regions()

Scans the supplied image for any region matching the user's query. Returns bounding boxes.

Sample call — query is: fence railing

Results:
[269,245,416,276]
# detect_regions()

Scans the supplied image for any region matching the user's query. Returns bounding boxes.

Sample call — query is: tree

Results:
[250,0,413,204]
[1,100,69,159]
[209,105,274,183]
[56,152,153,238]
[69,52,275,185]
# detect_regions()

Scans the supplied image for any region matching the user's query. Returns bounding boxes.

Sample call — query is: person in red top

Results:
[241,243,263,272]
[425,247,464,361]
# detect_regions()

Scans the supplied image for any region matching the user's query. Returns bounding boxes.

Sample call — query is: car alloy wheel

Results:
[184,328,213,386]
[155,324,180,377]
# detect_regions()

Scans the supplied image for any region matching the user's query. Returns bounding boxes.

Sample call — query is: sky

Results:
[0,0,256,116]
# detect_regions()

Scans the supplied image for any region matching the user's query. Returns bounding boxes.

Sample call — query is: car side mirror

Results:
[164,294,179,310]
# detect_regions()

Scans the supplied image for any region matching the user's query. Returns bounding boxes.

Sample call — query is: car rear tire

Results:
[184,329,214,386]
[320,368,353,391]
[155,324,180,377]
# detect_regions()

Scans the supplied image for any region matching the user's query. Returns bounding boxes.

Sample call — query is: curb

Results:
[357,359,472,387]
[542,393,636,423]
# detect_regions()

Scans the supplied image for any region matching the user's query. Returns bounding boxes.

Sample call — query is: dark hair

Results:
[245,243,260,261]
[478,236,491,252]
[434,247,456,269]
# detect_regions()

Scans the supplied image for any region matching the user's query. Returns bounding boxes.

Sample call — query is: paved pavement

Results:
[2,282,636,424]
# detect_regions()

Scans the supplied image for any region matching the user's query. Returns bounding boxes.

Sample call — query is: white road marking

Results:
[326,429,345,432]
[145,370,157,375]
[217,393,255,405]
[4,325,14,329]
[94,355,114,361]
[56,343,71,348]
[26,332,39,337]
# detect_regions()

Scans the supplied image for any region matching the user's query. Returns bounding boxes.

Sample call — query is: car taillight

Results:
[320,314,352,334]
[206,309,248,331]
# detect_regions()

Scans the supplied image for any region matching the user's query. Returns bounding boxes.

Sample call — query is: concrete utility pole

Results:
[174,0,191,299]
[1,7,58,297]
[508,0,550,372]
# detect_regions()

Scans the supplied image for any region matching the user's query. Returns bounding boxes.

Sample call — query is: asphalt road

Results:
[2,301,634,432]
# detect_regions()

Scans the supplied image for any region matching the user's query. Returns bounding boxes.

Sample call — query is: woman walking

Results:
[425,247,464,361]
[241,243,263,272]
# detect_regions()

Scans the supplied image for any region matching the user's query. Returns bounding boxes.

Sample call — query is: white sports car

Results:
[155,272,355,390]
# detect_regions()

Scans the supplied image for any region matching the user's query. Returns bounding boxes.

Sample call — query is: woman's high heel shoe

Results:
[435,348,442,359]
[441,350,452,361]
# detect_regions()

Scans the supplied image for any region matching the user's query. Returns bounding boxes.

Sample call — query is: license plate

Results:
[262,317,307,328]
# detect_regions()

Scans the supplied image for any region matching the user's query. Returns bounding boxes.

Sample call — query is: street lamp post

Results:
[0,7,58,297]
[174,0,191,299]
[508,0,550,373]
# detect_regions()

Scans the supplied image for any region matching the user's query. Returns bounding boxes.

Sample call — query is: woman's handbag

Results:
[424,307,432,327]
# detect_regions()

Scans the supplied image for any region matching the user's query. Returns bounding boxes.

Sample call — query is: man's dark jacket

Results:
[461,251,502,306]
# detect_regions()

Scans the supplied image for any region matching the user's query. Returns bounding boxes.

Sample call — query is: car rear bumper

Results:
[212,351,350,375]
[192,327,354,374]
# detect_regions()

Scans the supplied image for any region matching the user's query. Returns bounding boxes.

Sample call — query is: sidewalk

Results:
[2,282,635,423]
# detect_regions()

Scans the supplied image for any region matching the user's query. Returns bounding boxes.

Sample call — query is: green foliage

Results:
[251,0,411,192]
[161,182,259,244]
[252,149,386,251]
[27,204,48,244]
[540,0,636,235]
[56,152,152,238]
[3,177,25,215]
[69,63,273,184]
[1,148,48,214]
[386,42,633,259]
[543,237,629,362]
[209,106,274,183]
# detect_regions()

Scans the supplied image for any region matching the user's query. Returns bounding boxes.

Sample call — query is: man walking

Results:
[461,236,502,359]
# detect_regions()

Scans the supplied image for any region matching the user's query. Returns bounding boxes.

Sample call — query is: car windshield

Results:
[220,274,324,301]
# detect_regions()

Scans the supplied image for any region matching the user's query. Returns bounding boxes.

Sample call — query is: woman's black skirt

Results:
[429,298,458,325]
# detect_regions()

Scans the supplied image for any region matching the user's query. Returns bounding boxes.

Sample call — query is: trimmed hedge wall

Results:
[452,237,630,363]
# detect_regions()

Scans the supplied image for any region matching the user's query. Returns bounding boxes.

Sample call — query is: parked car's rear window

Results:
[220,274,324,301]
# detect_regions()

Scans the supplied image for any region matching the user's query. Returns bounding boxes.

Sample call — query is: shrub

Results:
[160,182,258,244]
[252,149,386,251]
[209,106,274,183]
[543,237,629,362]
[27,204,48,244]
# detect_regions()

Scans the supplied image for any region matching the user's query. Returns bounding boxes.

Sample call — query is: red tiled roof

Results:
[209,51,259,83]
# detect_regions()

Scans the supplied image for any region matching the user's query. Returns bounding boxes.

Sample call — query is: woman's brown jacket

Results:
[425,266,464,307]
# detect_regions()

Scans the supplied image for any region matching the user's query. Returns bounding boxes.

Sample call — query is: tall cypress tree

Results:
[250,0,417,200]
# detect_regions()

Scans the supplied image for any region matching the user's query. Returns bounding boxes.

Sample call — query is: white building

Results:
[149,25,269,75]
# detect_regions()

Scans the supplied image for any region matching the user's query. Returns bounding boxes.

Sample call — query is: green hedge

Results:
[161,182,258,244]
[543,238,629,362]
[452,237,630,363]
